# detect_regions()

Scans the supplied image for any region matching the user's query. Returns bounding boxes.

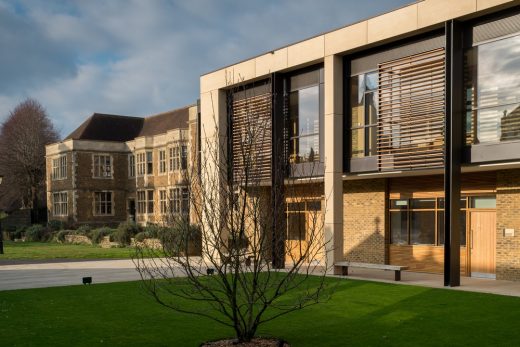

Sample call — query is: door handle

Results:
[471,230,474,249]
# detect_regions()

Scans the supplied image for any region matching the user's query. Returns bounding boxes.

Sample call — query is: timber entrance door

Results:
[470,211,496,278]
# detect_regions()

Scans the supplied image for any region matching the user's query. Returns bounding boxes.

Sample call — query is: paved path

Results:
[3,259,520,298]
[0,259,144,291]
[335,267,520,297]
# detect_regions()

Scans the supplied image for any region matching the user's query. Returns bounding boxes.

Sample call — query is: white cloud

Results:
[0,0,413,136]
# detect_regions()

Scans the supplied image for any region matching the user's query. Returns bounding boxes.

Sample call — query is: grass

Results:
[0,241,134,260]
[1,277,520,346]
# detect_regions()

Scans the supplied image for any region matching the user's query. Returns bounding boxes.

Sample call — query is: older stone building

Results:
[45,104,198,227]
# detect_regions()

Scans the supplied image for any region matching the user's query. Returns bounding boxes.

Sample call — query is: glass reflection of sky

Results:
[478,35,520,108]
[474,34,520,143]
[298,86,320,136]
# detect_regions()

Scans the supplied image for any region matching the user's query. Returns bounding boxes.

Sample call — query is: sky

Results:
[0,0,412,137]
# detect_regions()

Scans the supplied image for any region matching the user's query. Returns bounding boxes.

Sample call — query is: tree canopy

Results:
[0,98,59,213]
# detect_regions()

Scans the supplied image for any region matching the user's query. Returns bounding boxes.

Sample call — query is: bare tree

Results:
[134,82,334,344]
[0,99,59,216]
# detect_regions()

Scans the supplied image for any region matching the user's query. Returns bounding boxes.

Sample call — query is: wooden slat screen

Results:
[231,87,272,183]
[378,48,446,171]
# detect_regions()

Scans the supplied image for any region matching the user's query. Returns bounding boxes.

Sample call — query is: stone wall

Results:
[74,151,129,225]
[496,169,520,281]
[343,179,386,264]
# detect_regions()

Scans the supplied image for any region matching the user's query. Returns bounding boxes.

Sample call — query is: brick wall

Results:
[496,169,520,281]
[343,179,386,264]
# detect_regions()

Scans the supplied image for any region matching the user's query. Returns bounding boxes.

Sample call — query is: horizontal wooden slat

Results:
[378,48,446,171]
[231,88,272,183]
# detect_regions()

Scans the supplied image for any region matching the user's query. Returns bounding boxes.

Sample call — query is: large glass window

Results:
[350,71,378,158]
[289,69,323,164]
[390,198,447,246]
[465,34,520,144]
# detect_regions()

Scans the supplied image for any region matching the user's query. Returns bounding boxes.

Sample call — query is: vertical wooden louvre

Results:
[231,83,272,183]
[378,48,446,171]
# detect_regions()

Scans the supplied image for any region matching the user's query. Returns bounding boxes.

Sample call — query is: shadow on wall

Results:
[344,216,385,265]
[344,215,468,276]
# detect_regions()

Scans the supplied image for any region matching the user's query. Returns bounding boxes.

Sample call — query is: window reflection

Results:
[465,34,520,144]
[289,73,322,163]
[350,71,378,158]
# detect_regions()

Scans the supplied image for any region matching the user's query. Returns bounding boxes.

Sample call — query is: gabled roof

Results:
[65,113,144,142]
[139,107,190,137]
[65,105,192,142]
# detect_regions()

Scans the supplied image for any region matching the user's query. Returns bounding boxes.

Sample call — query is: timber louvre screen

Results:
[231,83,272,183]
[378,48,446,171]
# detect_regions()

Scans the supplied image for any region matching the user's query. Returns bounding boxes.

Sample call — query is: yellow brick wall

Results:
[496,169,520,281]
[343,179,386,264]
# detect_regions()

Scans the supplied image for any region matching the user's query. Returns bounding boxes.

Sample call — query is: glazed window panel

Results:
[93,155,112,178]
[128,154,135,178]
[349,71,378,158]
[137,191,146,214]
[289,72,321,164]
[169,187,189,216]
[147,190,154,213]
[410,211,435,245]
[146,151,153,175]
[137,153,146,176]
[158,149,166,174]
[169,147,180,171]
[390,211,408,244]
[94,191,112,215]
[437,211,467,246]
[465,34,520,144]
[287,213,306,241]
[53,192,68,216]
[52,155,67,180]
[159,190,167,214]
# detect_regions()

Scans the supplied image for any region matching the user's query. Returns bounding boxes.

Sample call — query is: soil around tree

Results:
[201,338,290,347]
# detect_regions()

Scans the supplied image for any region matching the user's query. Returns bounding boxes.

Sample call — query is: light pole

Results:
[0,175,3,254]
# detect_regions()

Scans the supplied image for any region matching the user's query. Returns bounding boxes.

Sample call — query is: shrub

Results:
[12,226,25,240]
[75,224,91,236]
[142,224,161,239]
[56,230,71,243]
[47,220,64,231]
[134,231,148,242]
[90,227,114,244]
[158,223,200,255]
[25,224,50,242]
[113,222,140,246]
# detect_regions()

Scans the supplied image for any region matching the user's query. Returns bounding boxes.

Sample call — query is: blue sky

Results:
[0,0,411,137]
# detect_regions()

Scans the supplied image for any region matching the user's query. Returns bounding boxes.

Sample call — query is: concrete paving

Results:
[3,259,520,298]
[0,259,143,291]
[335,267,520,297]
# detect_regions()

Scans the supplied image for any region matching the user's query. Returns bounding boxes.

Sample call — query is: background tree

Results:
[134,82,334,344]
[0,98,59,219]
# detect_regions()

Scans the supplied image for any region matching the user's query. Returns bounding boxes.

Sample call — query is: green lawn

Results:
[1,278,520,346]
[0,241,134,260]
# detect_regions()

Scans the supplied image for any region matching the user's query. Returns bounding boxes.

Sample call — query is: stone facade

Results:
[45,105,198,227]
[496,169,520,281]
[343,179,386,264]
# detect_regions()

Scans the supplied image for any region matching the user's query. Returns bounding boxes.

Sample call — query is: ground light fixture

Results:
[0,174,3,254]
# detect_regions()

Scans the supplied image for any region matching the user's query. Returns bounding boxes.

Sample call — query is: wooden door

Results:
[470,211,496,278]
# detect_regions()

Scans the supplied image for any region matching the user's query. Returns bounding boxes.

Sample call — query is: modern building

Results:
[45,105,198,227]
[199,0,520,284]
